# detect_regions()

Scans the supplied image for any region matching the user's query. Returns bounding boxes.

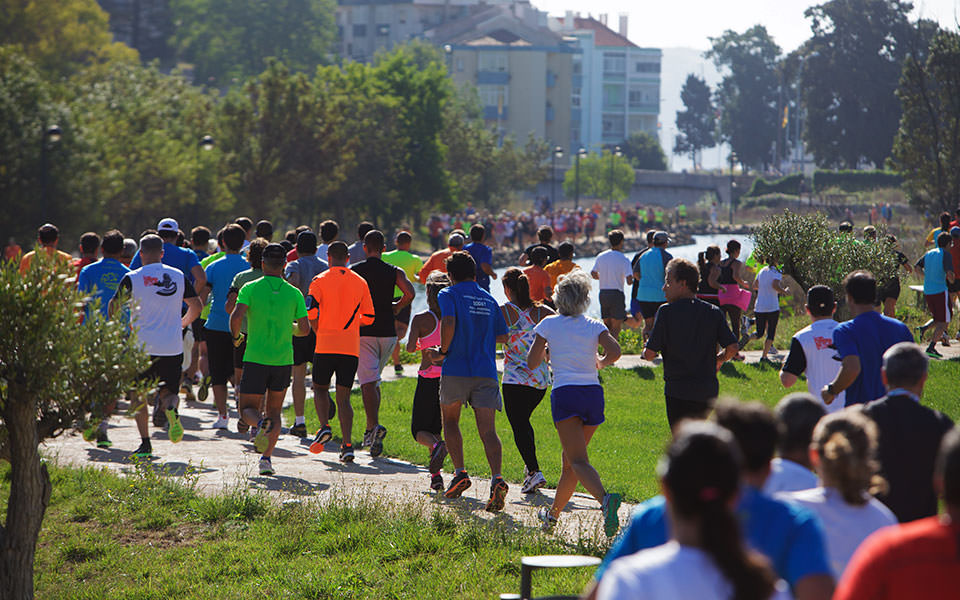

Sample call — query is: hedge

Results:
[746,173,804,197]
[812,170,903,193]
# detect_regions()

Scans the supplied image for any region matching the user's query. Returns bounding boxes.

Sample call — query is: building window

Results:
[478,52,508,72]
[603,84,624,108]
[353,24,367,37]
[635,61,660,74]
[629,85,659,107]
[377,24,390,36]
[603,53,626,74]
[478,85,508,109]
[572,89,581,108]
[602,115,625,138]
[456,57,464,72]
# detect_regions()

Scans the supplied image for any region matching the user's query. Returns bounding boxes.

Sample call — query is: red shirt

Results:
[522,265,551,302]
[835,516,960,600]
[286,248,299,263]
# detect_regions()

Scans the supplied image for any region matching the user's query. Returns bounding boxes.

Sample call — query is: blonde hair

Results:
[553,269,591,316]
[812,408,887,505]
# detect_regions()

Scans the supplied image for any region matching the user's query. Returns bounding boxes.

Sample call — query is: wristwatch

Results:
[438,348,448,356]
[826,383,837,396]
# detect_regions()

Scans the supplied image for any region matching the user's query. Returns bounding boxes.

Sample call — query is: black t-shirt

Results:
[645,297,737,402]
[524,243,559,265]
[864,394,954,523]
[352,257,401,337]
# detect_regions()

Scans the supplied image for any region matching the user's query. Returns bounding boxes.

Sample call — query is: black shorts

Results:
[239,362,292,395]
[191,318,206,343]
[411,376,442,439]
[755,310,780,341]
[637,300,664,320]
[292,330,317,366]
[204,328,234,386]
[233,338,246,368]
[665,396,712,429]
[140,354,183,395]
[395,302,412,326]
[313,353,359,389]
[598,289,626,321]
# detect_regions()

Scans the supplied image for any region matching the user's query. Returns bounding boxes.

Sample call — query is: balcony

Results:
[484,106,508,120]
[477,71,510,85]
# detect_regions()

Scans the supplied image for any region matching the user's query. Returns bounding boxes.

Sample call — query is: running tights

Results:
[502,383,546,473]
[721,304,742,340]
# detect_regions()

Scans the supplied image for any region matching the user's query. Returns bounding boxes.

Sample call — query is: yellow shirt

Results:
[543,259,580,288]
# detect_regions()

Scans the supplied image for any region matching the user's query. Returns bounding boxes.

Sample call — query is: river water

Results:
[405,233,754,320]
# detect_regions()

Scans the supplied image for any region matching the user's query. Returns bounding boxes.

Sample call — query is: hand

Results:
[821,385,836,405]
[491,273,498,280]
[716,358,724,372]
[233,332,246,348]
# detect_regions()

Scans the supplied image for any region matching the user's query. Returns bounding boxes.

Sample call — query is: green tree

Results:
[890,29,960,212]
[622,131,667,171]
[170,0,336,86]
[673,74,717,168]
[706,26,782,171]
[0,254,148,599]
[562,151,635,203]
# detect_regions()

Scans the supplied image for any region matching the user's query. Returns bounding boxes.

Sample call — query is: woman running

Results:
[783,409,896,578]
[597,422,781,600]
[405,271,451,492]
[717,240,750,359]
[696,244,722,305]
[500,268,554,494]
[751,253,787,361]
[527,270,622,536]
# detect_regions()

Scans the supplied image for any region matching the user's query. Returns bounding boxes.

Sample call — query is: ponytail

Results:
[503,267,534,310]
[814,410,887,505]
[698,251,707,271]
[699,502,777,600]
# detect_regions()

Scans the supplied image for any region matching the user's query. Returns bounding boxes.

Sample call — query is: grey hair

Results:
[122,238,138,258]
[882,342,928,388]
[553,269,592,316]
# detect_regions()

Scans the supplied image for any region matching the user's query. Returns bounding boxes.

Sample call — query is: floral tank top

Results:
[501,303,551,389]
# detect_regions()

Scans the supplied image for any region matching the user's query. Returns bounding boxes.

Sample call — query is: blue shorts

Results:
[551,384,605,426]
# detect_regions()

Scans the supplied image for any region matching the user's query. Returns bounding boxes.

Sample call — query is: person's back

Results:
[832,310,912,405]
[285,253,328,298]
[463,240,492,290]
[78,233,130,321]
[352,256,400,338]
[204,253,250,332]
[635,246,670,302]
[592,248,631,291]
[119,262,189,356]
[783,319,845,412]
[438,278,505,378]
[307,266,373,356]
[382,247,422,296]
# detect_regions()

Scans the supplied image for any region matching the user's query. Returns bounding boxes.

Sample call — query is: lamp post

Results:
[40,125,62,222]
[194,134,215,225]
[728,151,738,225]
[607,145,622,210]
[574,146,586,207]
[550,145,563,210]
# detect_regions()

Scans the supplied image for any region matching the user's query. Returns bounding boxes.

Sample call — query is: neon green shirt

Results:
[382,249,422,299]
[199,251,225,320]
[236,275,307,366]
[609,212,622,226]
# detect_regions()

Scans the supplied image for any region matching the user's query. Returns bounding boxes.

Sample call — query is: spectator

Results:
[914,232,955,358]
[632,231,672,340]
[643,258,738,429]
[864,342,954,522]
[590,229,634,339]
[780,286,845,413]
[834,426,960,599]
[821,271,913,408]
[764,393,824,495]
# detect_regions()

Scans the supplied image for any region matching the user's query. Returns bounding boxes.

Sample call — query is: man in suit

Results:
[864,342,954,522]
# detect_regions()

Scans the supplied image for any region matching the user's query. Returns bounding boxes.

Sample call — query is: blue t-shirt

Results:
[131,242,201,284]
[635,247,672,302]
[78,258,130,320]
[438,280,507,379]
[832,311,913,406]
[464,242,494,291]
[193,248,209,262]
[918,247,953,295]
[594,488,831,588]
[203,254,250,332]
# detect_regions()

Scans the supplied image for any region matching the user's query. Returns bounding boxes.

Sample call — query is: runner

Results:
[876,235,911,319]
[109,235,201,459]
[522,247,552,303]
[717,240,751,359]
[315,220,339,262]
[230,243,310,476]
[632,231,672,340]
[305,241,374,462]
[352,230,415,457]
[283,225,311,262]
[696,244,722,305]
[543,241,580,289]
[283,231,329,437]
[590,229,634,339]
[750,254,788,361]
[464,224,497,292]
[348,221,375,265]
[382,231,423,376]
[780,286,846,412]
[19,223,73,274]
[500,268,554,494]
[528,269,622,535]
[914,232,955,358]
[518,226,559,266]
[419,232,463,283]
[189,226,211,261]
[73,232,100,272]
[405,271,451,491]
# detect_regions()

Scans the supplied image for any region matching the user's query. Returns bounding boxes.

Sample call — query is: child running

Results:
[405,271,451,491]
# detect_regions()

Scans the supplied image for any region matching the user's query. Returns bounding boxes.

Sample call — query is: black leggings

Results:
[502,383,546,472]
[755,310,780,341]
[721,304,742,340]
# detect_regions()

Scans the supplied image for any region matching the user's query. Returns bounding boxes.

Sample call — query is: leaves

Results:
[674,74,717,167]
[622,132,667,171]
[562,151,635,202]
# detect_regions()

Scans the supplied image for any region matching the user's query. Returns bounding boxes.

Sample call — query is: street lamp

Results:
[194,134,215,225]
[40,125,62,222]
[728,151,738,225]
[550,145,563,210]
[574,146,587,206]
[607,145,622,210]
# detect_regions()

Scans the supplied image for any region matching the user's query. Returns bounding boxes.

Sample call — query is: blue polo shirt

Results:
[78,257,130,320]
[594,487,831,588]
[437,280,507,379]
[130,242,201,284]
[203,254,250,332]
[832,311,913,406]
[464,242,494,291]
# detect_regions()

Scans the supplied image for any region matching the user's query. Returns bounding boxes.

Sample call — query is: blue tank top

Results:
[635,248,668,302]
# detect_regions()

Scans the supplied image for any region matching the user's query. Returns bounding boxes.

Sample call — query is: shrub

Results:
[812,170,903,194]
[746,173,804,197]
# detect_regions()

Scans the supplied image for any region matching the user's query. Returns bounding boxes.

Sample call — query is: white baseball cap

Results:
[157,218,179,232]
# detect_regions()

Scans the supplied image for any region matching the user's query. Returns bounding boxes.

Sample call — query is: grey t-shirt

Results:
[284,255,329,298]
[348,241,366,266]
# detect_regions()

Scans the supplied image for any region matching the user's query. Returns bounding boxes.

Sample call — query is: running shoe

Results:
[181,373,196,402]
[253,418,272,454]
[166,408,183,444]
[444,471,472,499]
[485,477,509,513]
[309,425,332,454]
[81,423,97,443]
[95,430,112,448]
[926,347,944,359]
[130,442,152,460]
[152,402,168,428]
[537,507,558,531]
[258,457,274,476]
[602,493,622,537]
[369,424,388,458]
[289,423,308,438]
[339,442,355,463]
[428,440,447,475]
[521,470,547,494]
[197,376,211,402]
[237,418,249,434]
[430,473,444,492]
[394,364,404,376]
[212,415,229,430]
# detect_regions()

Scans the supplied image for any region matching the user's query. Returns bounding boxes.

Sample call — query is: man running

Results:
[230,243,310,476]
[632,231,672,340]
[109,235,202,458]
[352,230,415,457]
[518,226,559,266]
[382,231,423,376]
[915,232,955,359]
[464,224,497,292]
[348,221,375,265]
[19,223,73,274]
[306,241,374,462]
[591,229,634,339]
[419,233,463,283]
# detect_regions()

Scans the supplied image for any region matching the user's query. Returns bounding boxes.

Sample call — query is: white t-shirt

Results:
[782,319,845,412]
[591,249,633,292]
[780,487,897,578]
[598,541,790,600]
[754,266,783,313]
[533,314,607,388]
[763,458,818,495]
[117,263,191,356]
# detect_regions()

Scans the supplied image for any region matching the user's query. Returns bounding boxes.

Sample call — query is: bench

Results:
[500,554,601,600]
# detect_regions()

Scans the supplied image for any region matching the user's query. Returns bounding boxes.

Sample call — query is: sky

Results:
[537,0,959,51]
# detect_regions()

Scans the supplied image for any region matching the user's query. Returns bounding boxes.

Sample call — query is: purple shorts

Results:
[550,384,605,426]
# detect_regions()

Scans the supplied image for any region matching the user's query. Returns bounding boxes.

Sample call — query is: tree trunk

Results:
[0,396,51,600]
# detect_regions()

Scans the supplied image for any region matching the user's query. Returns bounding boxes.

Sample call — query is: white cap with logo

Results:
[157,218,179,232]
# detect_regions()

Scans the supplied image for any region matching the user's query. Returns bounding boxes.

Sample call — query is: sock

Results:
[294,416,305,426]
[141,436,151,447]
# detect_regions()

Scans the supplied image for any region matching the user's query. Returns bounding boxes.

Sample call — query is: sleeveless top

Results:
[502,303,552,389]
[697,262,719,295]
[718,257,737,285]
[417,312,442,379]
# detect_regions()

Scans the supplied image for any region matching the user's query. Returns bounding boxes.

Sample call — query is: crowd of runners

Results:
[11,206,960,599]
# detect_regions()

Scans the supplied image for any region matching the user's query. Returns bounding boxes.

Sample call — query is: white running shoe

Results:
[521,470,546,494]
[212,415,229,429]
[258,457,274,476]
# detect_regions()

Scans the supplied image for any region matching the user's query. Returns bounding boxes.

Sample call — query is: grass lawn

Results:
[287,360,960,504]
[2,463,599,599]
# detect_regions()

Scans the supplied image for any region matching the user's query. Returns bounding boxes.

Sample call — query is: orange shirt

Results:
[306,266,374,357]
[418,248,453,283]
[19,247,73,275]
[543,259,580,288]
[523,265,552,302]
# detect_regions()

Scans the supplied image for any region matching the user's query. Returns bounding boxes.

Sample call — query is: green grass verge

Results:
[0,463,600,599]
[288,360,960,504]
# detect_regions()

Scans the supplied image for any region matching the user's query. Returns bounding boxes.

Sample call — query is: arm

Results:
[191,264,206,292]
[199,282,211,305]
[517,252,530,266]
[773,278,789,295]
[182,296,202,328]
[780,371,799,387]
[224,289,239,314]
[717,342,738,370]
[822,355,860,405]
[294,316,310,337]
[590,270,600,280]
[406,314,424,353]
[285,271,300,289]
[393,270,415,313]
[481,262,497,279]
[597,329,621,368]
[732,261,749,289]
[707,265,720,290]
[527,334,548,369]
[642,347,658,361]
[793,575,835,600]
[439,315,456,354]
[229,304,247,341]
